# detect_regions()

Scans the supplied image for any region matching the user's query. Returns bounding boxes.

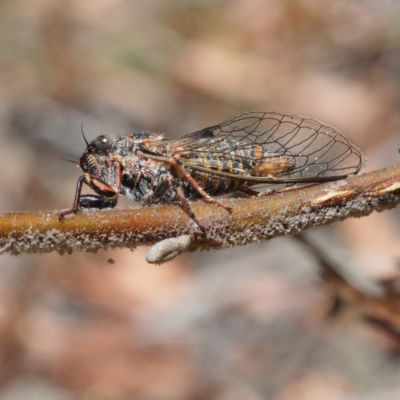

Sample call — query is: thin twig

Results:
[295,232,400,344]
[0,164,399,256]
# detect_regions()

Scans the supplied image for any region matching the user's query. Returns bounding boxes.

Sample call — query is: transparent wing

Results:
[145,111,366,184]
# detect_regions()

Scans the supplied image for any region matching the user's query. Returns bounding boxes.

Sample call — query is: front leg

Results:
[59,175,118,221]
[78,195,118,210]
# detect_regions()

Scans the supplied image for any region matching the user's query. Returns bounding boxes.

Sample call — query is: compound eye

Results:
[93,134,113,151]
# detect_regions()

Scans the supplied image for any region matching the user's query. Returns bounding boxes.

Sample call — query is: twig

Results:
[0,164,399,256]
[295,232,400,345]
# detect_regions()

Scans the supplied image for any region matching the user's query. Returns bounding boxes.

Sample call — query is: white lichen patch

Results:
[146,235,192,264]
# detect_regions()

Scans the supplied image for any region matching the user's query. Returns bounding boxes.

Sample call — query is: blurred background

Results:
[1,0,400,399]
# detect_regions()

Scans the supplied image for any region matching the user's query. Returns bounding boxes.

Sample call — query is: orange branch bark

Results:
[0,164,399,256]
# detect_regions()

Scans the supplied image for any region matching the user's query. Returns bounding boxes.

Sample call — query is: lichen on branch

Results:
[0,164,399,258]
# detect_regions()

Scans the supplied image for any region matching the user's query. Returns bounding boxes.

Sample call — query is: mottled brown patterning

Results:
[59,111,366,233]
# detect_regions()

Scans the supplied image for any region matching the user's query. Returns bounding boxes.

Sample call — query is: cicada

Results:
[59,111,366,232]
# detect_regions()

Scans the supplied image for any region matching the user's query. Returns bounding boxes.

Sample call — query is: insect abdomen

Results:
[185,139,295,196]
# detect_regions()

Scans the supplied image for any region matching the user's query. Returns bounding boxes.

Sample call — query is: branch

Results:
[1,164,399,258]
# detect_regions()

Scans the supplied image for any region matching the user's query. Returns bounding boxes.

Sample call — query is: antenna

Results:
[62,158,78,165]
[81,123,89,146]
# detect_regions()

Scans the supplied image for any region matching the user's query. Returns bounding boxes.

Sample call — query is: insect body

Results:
[59,112,366,232]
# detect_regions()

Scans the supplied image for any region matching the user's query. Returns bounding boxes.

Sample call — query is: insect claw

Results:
[198,224,206,234]
[211,199,232,213]
[193,218,206,234]
[58,209,75,222]
[223,203,233,213]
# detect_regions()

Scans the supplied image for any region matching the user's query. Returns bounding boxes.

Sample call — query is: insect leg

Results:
[78,195,118,209]
[152,177,172,200]
[136,170,157,205]
[168,176,206,233]
[59,175,118,221]
[147,175,206,233]
[175,184,206,234]
[170,158,233,213]
[239,187,260,196]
